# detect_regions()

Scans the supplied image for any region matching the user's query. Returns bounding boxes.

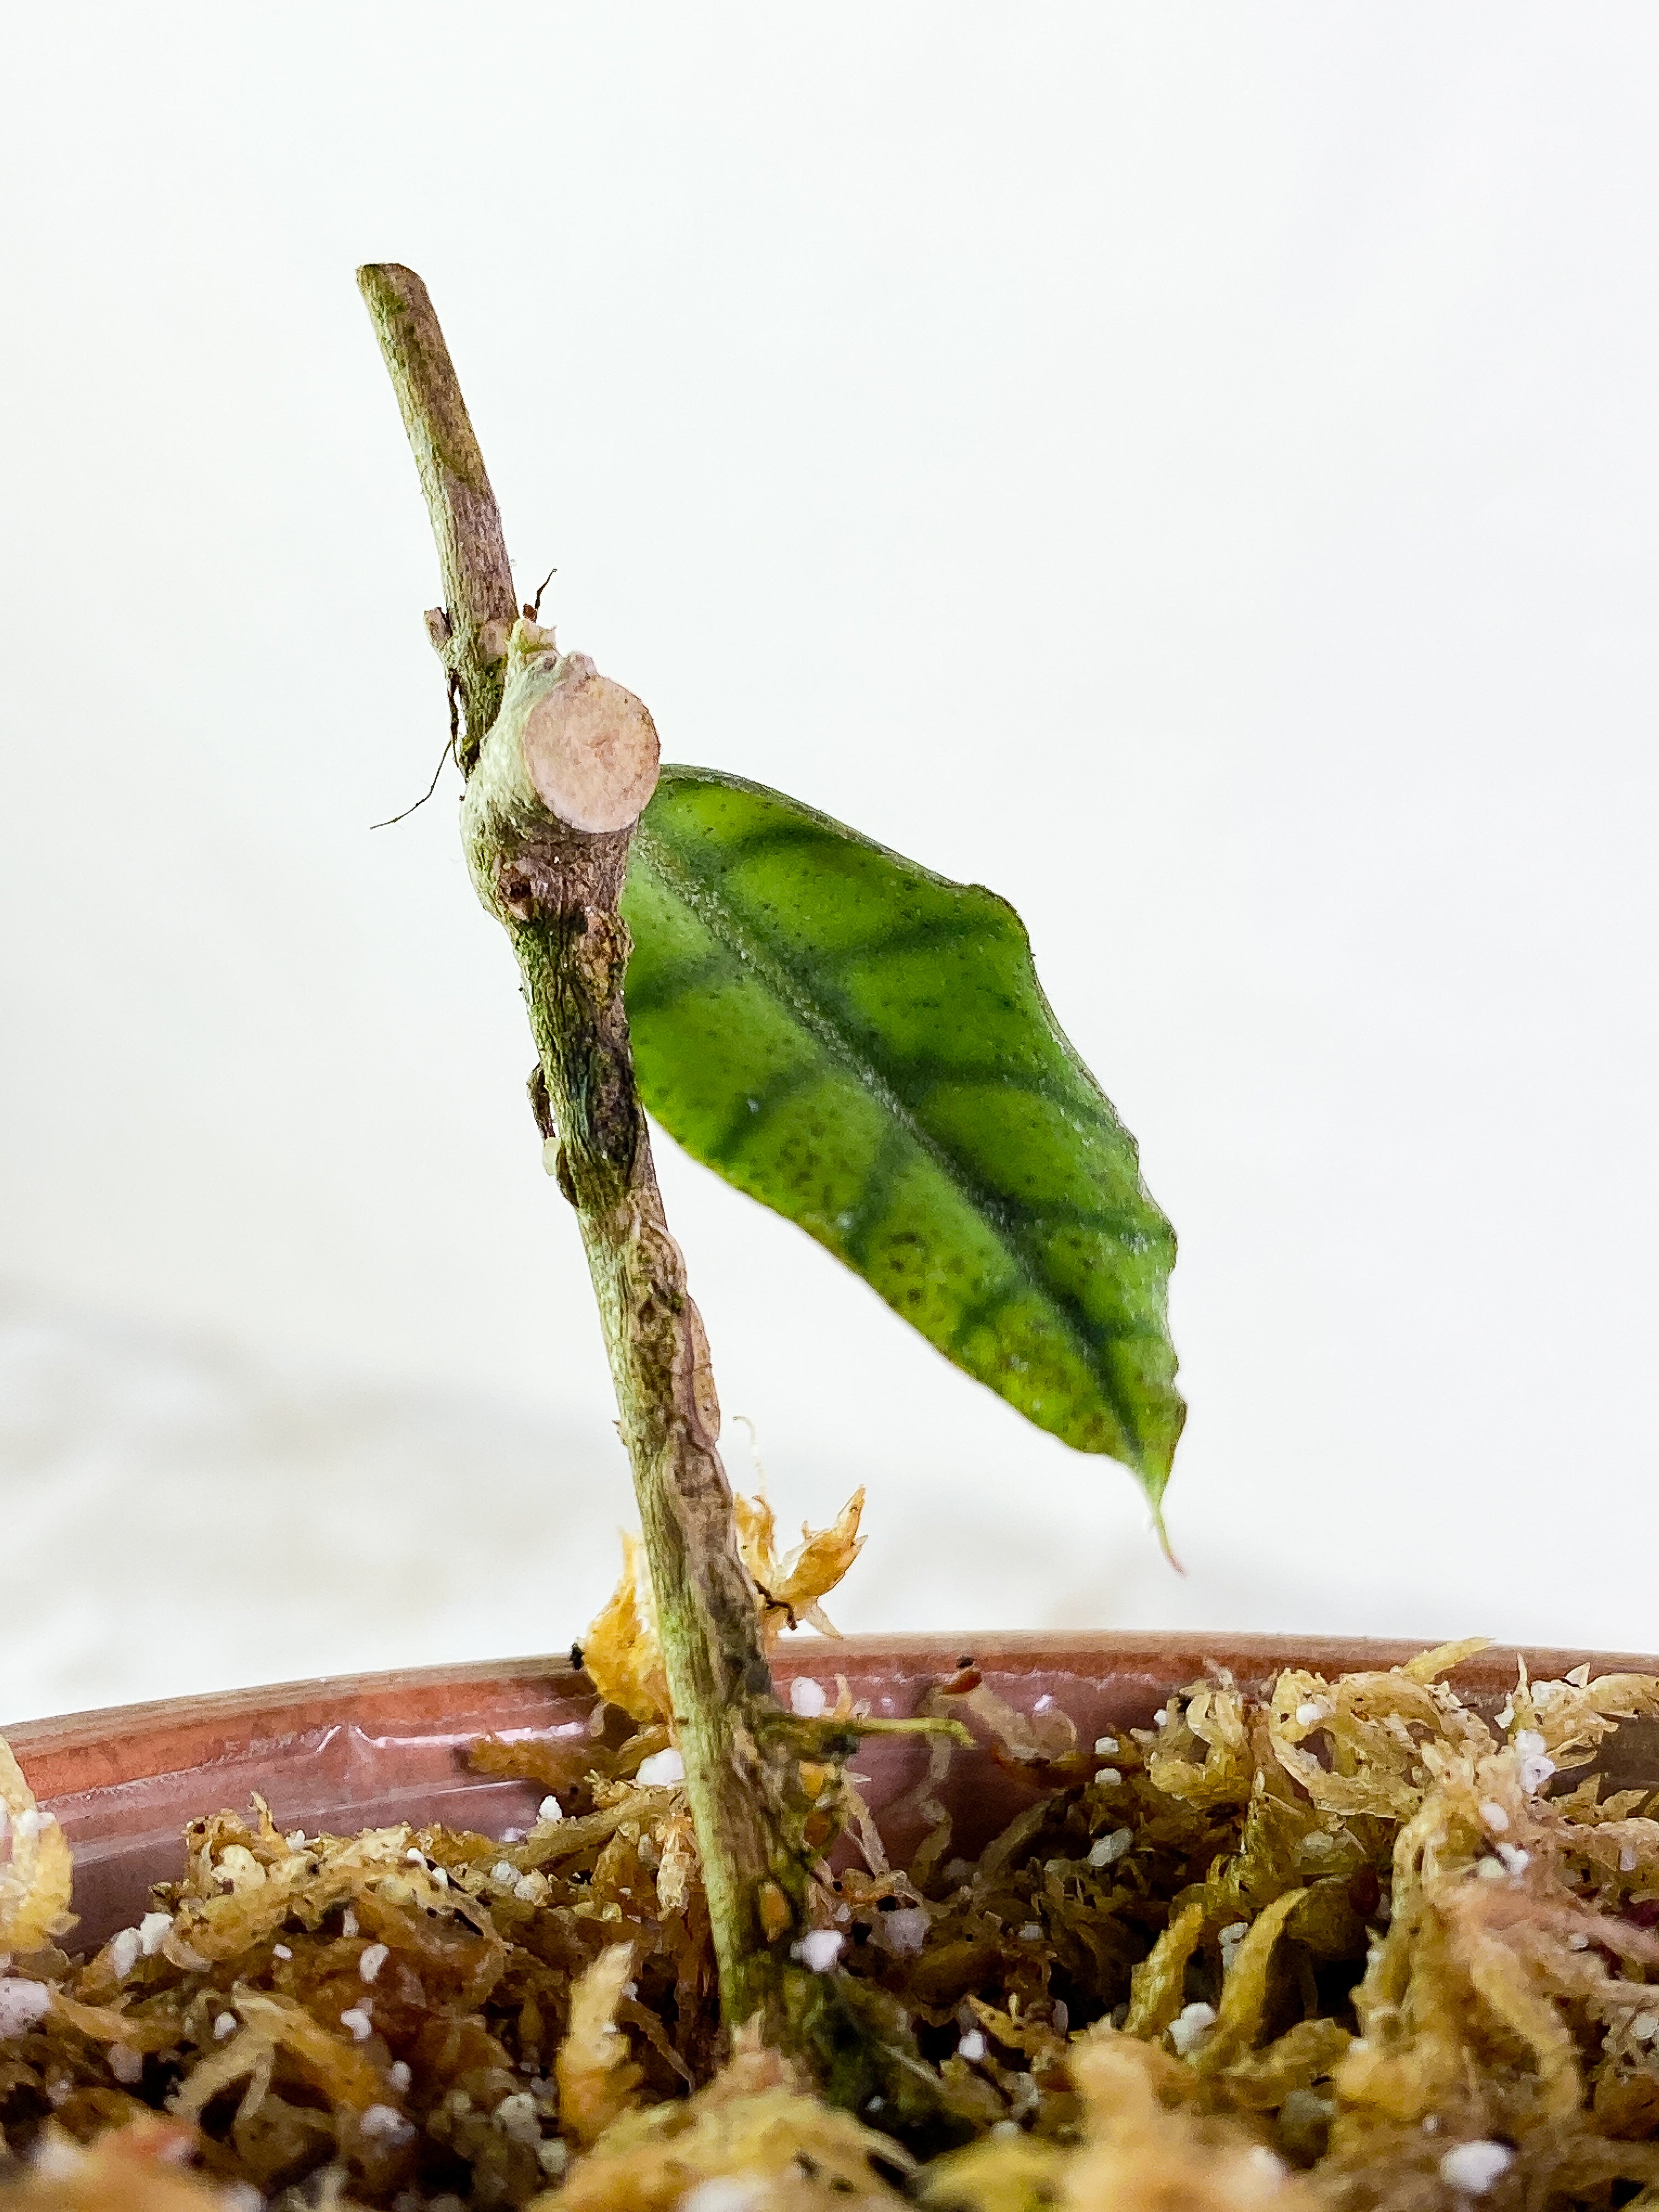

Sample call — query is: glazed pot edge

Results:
[9,1627,1650,1792]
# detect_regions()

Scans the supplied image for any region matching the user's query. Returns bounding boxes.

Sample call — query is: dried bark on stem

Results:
[460,626,828,2032]
[356,265,825,2036]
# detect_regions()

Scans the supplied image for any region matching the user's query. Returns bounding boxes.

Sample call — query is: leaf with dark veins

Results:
[622,767,1185,1515]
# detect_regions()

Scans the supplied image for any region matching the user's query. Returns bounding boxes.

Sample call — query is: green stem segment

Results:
[357,265,818,2032]
[357,265,520,772]
[461,674,822,2029]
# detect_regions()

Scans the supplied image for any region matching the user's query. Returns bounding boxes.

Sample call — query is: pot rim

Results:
[11,1628,1657,1949]
[8,1626,1647,1768]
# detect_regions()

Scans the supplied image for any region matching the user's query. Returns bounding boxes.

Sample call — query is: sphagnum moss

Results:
[6,1637,1659,2208]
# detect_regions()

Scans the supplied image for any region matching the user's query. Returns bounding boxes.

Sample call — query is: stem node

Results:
[362,270,961,2106]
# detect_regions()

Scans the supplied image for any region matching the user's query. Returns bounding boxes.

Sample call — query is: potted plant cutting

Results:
[1,268,1658,2212]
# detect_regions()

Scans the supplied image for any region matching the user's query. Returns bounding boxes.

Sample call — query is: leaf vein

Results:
[632,815,1160,1455]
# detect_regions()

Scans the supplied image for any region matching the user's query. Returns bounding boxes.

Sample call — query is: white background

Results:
[2,9,1656,1721]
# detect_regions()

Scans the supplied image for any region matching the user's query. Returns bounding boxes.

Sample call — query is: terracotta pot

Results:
[11,1632,1659,1949]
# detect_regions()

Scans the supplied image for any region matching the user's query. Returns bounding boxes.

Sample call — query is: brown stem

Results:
[485,787,819,2029]
[357,264,520,772]
[357,267,819,2034]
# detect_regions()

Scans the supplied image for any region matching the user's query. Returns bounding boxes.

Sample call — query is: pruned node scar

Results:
[521,654,661,833]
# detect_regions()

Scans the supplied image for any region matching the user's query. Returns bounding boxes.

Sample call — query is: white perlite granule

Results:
[361,2104,414,2143]
[790,1676,827,1718]
[1243,2147,1288,2187]
[1515,1730,1556,1796]
[957,2029,987,2062]
[1438,2140,1515,2194]
[360,1943,390,1983]
[791,1928,844,1973]
[538,1796,563,1824]
[637,1748,685,1787]
[1088,1828,1133,1869]
[109,2044,143,2084]
[883,1907,929,1955]
[0,1980,51,2037]
[108,1927,142,1982]
[1168,2001,1216,2058]
[679,2181,765,2212]
[138,1912,172,1957]
[1093,1736,1119,1757]
[213,2012,237,2041]
[1479,1801,1509,1833]
[340,2006,373,2041]
[493,2091,541,2145]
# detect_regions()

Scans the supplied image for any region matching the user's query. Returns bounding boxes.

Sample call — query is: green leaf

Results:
[621,767,1185,1508]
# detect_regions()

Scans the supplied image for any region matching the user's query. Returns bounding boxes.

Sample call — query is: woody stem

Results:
[358,263,820,2034]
